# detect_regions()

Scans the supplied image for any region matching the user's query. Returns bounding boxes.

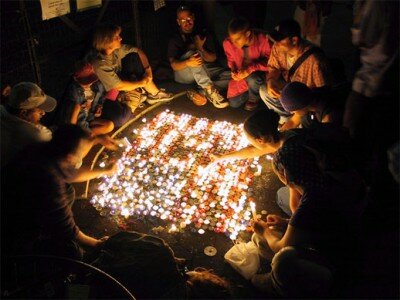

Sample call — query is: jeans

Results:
[228,71,265,108]
[174,50,230,90]
[259,84,292,119]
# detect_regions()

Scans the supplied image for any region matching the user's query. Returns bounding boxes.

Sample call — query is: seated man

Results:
[223,17,271,111]
[260,19,331,122]
[1,125,117,259]
[168,5,229,108]
[0,82,56,167]
[279,81,343,131]
[61,62,114,135]
[90,24,173,112]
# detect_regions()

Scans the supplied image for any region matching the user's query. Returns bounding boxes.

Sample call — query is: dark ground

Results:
[73,80,399,299]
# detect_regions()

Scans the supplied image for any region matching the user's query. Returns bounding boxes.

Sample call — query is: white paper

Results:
[40,0,70,20]
[77,0,102,12]
[153,0,165,11]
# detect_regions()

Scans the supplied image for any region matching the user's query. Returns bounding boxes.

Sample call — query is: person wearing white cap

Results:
[0,82,57,167]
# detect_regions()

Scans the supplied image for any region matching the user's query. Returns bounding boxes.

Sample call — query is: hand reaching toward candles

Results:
[266,214,289,230]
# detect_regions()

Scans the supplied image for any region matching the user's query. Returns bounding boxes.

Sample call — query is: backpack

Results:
[91,231,187,299]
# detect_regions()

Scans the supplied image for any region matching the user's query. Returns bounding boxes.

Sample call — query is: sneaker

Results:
[120,91,146,113]
[244,99,259,111]
[147,88,174,105]
[187,89,207,106]
[136,88,148,102]
[204,87,229,108]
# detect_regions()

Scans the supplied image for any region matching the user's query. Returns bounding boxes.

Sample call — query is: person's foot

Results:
[122,91,146,113]
[204,87,229,108]
[244,99,259,111]
[147,89,174,105]
[187,89,207,106]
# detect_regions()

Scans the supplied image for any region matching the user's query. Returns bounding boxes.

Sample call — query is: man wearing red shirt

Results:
[223,17,271,111]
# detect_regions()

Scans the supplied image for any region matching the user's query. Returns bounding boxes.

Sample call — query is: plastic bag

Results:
[224,241,260,280]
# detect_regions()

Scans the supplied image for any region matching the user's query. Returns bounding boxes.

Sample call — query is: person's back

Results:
[1,144,79,258]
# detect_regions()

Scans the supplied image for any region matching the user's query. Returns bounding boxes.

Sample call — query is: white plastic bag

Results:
[224,241,260,280]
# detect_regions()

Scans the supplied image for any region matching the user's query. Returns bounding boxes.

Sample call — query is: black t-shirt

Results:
[167,28,216,60]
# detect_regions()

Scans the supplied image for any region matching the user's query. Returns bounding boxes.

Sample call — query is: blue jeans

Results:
[228,71,265,108]
[174,50,230,90]
[259,84,292,119]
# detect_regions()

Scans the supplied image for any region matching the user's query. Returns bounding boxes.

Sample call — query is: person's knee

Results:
[104,120,114,133]
[228,98,243,108]
[247,73,264,89]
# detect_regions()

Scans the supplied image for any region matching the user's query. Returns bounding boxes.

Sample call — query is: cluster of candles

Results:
[90,110,261,240]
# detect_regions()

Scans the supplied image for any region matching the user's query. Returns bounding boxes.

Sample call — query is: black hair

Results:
[228,17,250,34]
[176,5,192,16]
[244,109,280,143]
[44,125,91,160]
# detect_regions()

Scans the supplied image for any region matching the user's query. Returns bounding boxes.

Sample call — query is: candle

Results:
[250,201,257,220]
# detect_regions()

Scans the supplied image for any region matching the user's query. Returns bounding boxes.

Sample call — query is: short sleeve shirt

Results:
[267,41,331,88]
[92,44,139,91]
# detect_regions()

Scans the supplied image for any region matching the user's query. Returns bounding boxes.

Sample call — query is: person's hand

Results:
[194,35,206,51]
[105,162,118,176]
[266,214,289,229]
[186,53,203,67]
[267,79,283,99]
[95,236,109,247]
[94,105,103,117]
[252,219,268,236]
[98,135,119,151]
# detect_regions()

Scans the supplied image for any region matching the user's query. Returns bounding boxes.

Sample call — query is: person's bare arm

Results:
[113,78,150,91]
[289,186,302,213]
[212,145,275,162]
[76,230,108,248]
[280,112,302,131]
[69,104,81,125]
[169,54,203,71]
[68,163,117,183]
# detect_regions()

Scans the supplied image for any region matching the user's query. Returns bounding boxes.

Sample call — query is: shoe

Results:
[204,87,229,108]
[187,89,207,106]
[244,99,259,111]
[147,88,174,105]
[120,91,146,113]
[136,88,148,102]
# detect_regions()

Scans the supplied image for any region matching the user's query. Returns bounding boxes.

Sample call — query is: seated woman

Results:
[61,62,114,136]
[251,138,367,297]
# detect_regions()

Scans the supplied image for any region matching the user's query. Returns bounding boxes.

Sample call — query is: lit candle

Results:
[250,201,257,220]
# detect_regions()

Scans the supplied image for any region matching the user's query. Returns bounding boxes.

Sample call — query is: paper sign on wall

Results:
[77,0,102,12]
[40,0,70,20]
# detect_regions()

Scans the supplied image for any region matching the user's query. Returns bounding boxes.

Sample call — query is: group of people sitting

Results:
[1,1,398,298]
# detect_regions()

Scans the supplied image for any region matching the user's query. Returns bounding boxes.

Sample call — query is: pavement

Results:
[72,80,285,298]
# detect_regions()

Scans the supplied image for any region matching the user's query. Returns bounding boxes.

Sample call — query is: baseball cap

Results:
[280,82,312,112]
[73,63,99,85]
[8,82,57,112]
[269,19,301,42]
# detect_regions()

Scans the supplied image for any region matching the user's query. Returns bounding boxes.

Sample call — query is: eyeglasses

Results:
[179,17,193,24]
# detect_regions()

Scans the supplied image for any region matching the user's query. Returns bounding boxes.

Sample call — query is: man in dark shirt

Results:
[1,125,116,259]
[168,5,230,108]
